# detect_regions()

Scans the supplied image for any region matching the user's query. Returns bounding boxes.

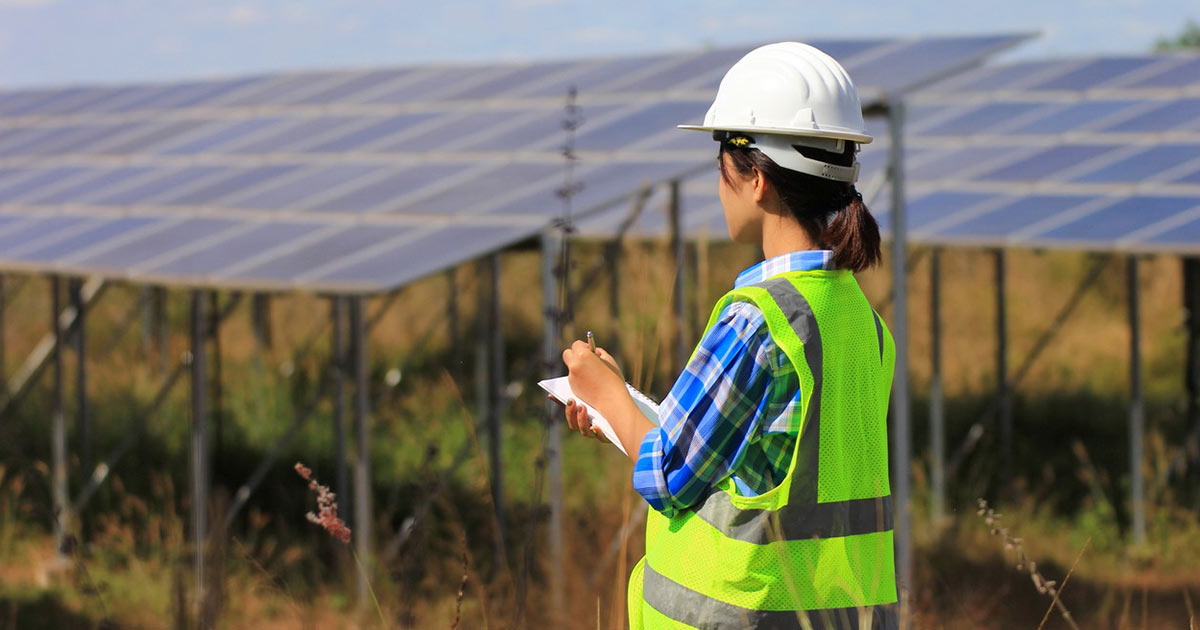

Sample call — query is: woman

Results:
[561,42,897,630]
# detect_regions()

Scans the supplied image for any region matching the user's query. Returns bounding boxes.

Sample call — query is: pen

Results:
[587,330,596,354]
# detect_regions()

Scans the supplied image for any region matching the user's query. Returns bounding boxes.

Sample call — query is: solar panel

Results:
[918,102,1051,135]
[1069,145,1200,183]
[1035,196,1200,244]
[1119,55,1200,89]
[0,34,1035,292]
[935,195,1102,239]
[1004,100,1141,134]
[1026,58,1160,91]
[973,145,1121,182]
[1094,98,1200,133]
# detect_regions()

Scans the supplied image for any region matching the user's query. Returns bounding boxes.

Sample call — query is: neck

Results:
[760,208,820,259]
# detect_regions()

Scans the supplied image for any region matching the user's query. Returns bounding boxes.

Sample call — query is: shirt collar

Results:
[734,250,834,289]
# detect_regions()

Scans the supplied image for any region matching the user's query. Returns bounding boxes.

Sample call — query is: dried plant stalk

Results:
[976,499,1081,630]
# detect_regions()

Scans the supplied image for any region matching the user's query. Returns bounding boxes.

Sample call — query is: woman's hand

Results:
[562,341,627,410]
[560,398,605,440]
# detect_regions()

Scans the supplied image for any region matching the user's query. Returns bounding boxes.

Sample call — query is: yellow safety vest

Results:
[629,270,898,630]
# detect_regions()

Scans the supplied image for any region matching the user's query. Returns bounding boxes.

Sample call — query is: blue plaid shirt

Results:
[633,249,834,517]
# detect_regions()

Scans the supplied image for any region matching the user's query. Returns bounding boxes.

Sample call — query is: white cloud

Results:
[228,5,265,25]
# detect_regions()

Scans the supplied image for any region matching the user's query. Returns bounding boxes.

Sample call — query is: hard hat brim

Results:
[677,124,873,145]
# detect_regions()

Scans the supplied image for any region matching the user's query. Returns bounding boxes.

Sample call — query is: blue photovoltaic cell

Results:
[1005,100,1140,134]
[392,163,561,215]
[1095,99,1200,133]
[0,215,29,236]
[908,146,1027,181]
[1174,164,1200,184]
[316,224,535,288]
[847,35,1024,94]
[310,164,465,212]
[21,167,153,204]
[22,123,129,156]
[485,160,696,216]
[228,116,361,153]
[308,113,440,152]
[1037,196,1199,243]
[0,168,33,189]
[918,102,1050,135]
[190,72,343,108]
[1125,56,1200,89]
[74,218,240,268]
[13,88,106,116]
[519,55,666,97]
[0,127,46,153]
[153,221,326,275]
[19,216,159,262]
[232,164,386,209]
[126,78,260,111]
[97,119,212,154]
[374,109,518,152]
[0,124,90,155]
[1145,212,1200,248]
[923,60,1059,94]
[58,85,159,115]
[457,104,620,151]
[232,224,411,281]
[0,167,88,202]
[618,48,749,93]
[156,165,302,206]
[362,67,494,104]
[438,61,580,100]
[292,69,416,105]
[0,91,53,117]
[902,191,997,234]
[91,166,232,205]
[975,144,1121,181]
[4,87,93,117]
[0,216,91,252]
[576,100,707,151]
[1070,145,1200,183]
[1027,58,1158,91]
[161,117,292,154]
[61,121,145,154]
[937,195,1099,238]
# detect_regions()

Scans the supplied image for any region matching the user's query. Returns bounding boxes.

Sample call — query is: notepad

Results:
[538,376,660,456]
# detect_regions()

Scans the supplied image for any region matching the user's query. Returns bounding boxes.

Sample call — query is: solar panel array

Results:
[587,52,1200,255]
[0,35,1028,293]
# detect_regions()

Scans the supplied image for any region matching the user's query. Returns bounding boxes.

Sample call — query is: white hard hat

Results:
[679,42,872,183]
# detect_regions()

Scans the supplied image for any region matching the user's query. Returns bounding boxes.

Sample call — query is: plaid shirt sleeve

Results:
[632,300,775,517]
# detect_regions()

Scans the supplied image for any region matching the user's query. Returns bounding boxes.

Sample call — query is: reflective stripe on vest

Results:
[635,272,897,630]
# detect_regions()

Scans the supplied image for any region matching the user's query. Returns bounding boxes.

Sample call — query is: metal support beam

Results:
[1127,257,1146,546]
[51,276,69,558]
[929,248,946,526]
[447,269,461,382]
[994,249,1012,487]
[0,275,6,381]
[331,297,349,520]
[210,293,224,462]
[668,179,688,369]
[252,293,272,351]
[886,101,913,616]
[541,230,565,622]
[71,279,90,486]
[487,254,507,566]
[350,296,372,606]
[154,287,167,371]
[189,290,208,610]
[1184,257,1200,472]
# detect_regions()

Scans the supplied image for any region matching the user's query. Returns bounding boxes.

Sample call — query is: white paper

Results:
[538,376,660,456]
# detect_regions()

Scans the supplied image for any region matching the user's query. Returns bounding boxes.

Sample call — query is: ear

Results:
[750,166,768,204]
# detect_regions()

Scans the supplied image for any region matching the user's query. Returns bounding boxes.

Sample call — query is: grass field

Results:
[0,236,1198,629]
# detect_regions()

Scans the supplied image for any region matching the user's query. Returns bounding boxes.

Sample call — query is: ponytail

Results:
[825,191,881,272]
[720,141,883,273]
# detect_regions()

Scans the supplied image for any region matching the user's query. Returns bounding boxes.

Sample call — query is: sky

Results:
[0,0,1196,88]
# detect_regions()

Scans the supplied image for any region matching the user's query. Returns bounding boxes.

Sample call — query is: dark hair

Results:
[719,140,881,272]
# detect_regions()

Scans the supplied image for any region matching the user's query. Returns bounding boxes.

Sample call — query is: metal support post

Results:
[189,290,208,609]
[331,297,349,520]
[210,292,224,462]
[606,238,622,360]
[1127,257,1146,546]
[994,249,1012,487]
[447,269,461,382]
[886,101,913,615]
[71,279,89,476]
[929,248,946,526]
[668,179,688,369]
[487,254,507,565]
[154,287,167,371]
[0,275,6,380]
[252,293,272,351]
[51,276,69,557]
[541,230,565,622]
[1184,257,1200,470]
[140,286,152,357]
[350,296,372,606]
